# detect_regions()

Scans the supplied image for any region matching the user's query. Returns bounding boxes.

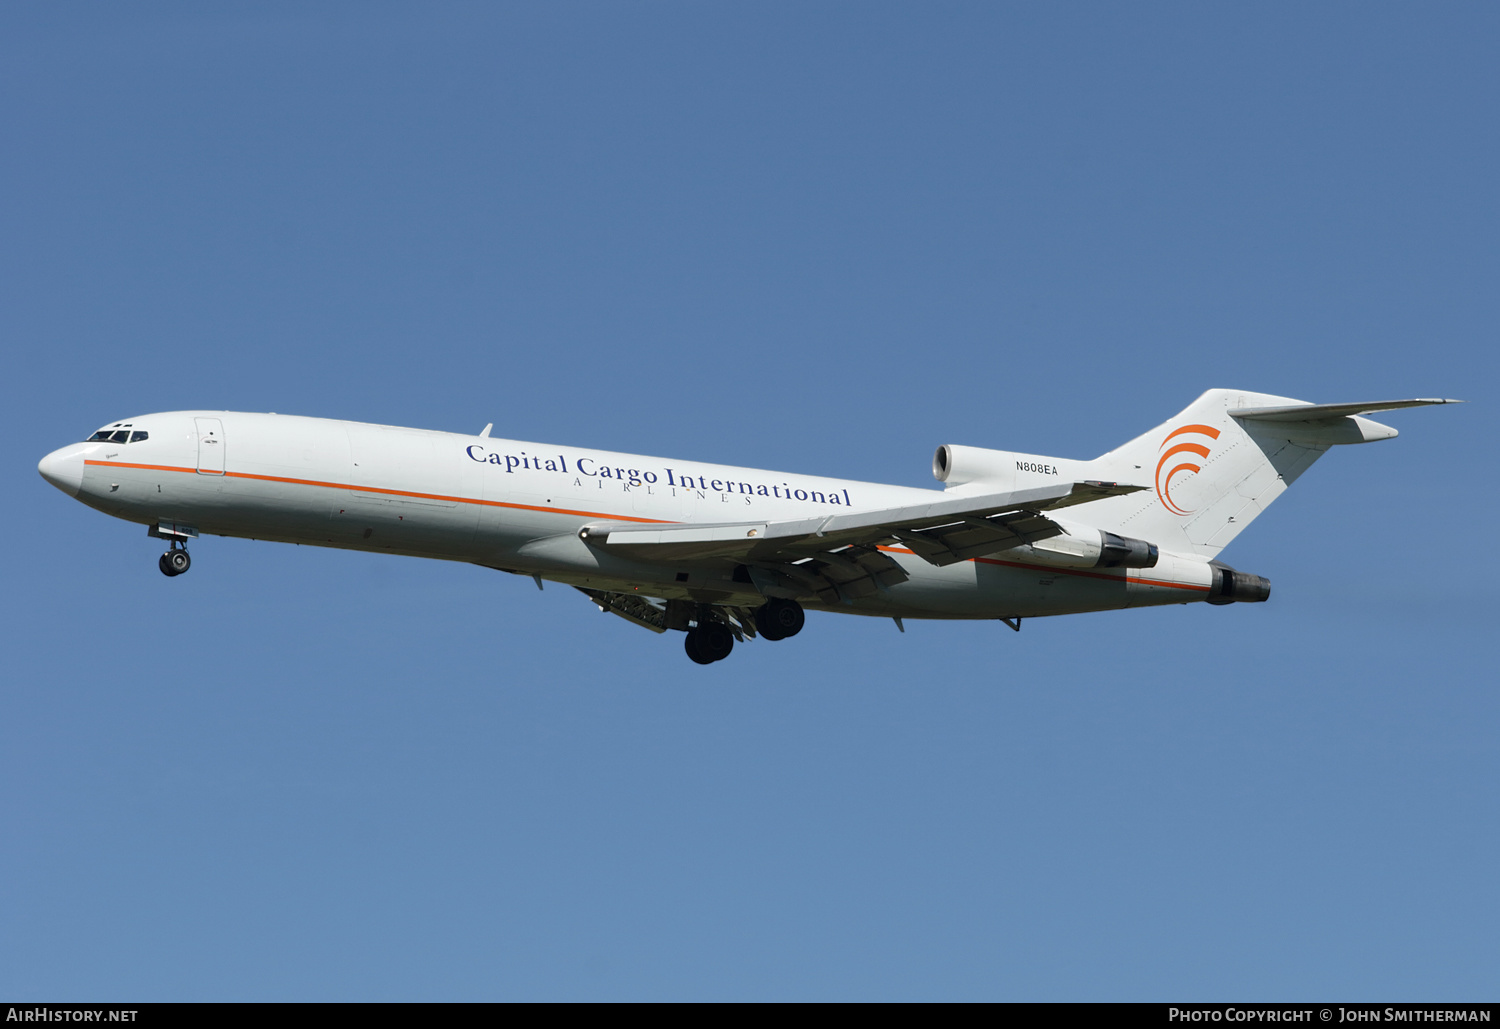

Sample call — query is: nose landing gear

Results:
[158,545,191,577]
[148,523,197,578]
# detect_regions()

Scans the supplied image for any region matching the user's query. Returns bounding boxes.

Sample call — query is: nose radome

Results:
[39,445,85,498]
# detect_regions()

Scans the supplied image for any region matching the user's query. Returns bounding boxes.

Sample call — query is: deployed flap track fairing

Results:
[37,392,1460,664]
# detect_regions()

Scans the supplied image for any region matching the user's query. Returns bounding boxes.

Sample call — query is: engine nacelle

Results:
[1022,527,1159,570]
[1206,561,1272,605]
[934,444,1021,488]
[932,445,1157,569]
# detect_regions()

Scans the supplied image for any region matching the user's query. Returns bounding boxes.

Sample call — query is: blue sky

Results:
[2,2,1495,1000]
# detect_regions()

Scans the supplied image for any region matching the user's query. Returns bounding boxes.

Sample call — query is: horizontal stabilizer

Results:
[1229,398,1463,422]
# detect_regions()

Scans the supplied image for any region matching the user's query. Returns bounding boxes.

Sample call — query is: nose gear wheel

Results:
[159,547,191,577]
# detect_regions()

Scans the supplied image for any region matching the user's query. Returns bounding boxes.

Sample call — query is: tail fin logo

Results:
[1155,424,1221,515]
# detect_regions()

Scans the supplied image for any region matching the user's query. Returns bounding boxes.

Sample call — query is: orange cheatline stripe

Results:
[84,459,675,525]
[85,460,196,475]
[87,459,1210,592]
[978,555,1209,590]
[876,544,1211,592]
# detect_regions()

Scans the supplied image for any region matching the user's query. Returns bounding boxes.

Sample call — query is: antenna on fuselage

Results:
[479,423,493,438]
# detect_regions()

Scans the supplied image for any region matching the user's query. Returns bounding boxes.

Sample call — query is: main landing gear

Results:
[685,620,734,665]
[753,597,805,641]
[158,543,191,577]
[683,599,804,665]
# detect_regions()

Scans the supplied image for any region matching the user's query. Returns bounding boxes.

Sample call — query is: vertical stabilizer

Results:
[931,391,1453,558]
[1076,390,1340,558]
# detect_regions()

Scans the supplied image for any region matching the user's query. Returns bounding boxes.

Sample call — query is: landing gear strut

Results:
[754,598,804,641]
[158,544,191,577]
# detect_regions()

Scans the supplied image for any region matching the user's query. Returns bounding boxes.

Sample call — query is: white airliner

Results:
[38,389,1457,663]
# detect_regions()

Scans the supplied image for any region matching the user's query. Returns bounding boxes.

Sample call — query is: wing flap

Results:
[790,545,911,604]
[577,588,669,633]
[890,510,1064,567]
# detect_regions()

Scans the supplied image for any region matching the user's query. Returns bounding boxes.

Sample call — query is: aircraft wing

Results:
[581,480,1145,604]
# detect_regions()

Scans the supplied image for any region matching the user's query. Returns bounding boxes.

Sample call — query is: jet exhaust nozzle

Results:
[1098,532,1158,569]
[1207,562,1272,605]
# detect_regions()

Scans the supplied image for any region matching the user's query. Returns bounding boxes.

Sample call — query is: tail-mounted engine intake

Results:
[934,443,1077,489]
[931,444,1157,569]
[934,444,1019,487]
[1207,561,1272,605]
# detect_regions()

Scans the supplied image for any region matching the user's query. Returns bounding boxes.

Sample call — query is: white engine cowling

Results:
[1021,526,1159,569]
[932,445,1157,568]
[933,444,1019,489]
[933,443,1086,492]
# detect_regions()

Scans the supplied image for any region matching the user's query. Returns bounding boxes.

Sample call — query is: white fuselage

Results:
[39,411,1214,619]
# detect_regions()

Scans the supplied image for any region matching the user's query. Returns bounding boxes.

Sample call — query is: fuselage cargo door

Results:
[194,417,226,475]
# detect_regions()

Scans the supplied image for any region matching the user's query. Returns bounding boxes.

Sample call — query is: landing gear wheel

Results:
[754,598,804,641]
[160,549,191,577]
[696,621,734,662]
[684,630,714,665]
[684,620,736,664]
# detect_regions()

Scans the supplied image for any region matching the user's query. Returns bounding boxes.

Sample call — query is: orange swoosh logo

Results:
[1155,424,1220,515]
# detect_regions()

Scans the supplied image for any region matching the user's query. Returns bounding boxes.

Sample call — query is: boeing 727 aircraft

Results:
[38,389,1457,663]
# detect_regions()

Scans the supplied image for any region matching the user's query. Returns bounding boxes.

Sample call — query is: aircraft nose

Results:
[38,445,85,498]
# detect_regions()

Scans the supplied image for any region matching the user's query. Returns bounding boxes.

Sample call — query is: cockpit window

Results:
[86,427,147,443]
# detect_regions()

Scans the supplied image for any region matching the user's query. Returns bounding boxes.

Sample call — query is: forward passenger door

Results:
[194,418,226,475]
